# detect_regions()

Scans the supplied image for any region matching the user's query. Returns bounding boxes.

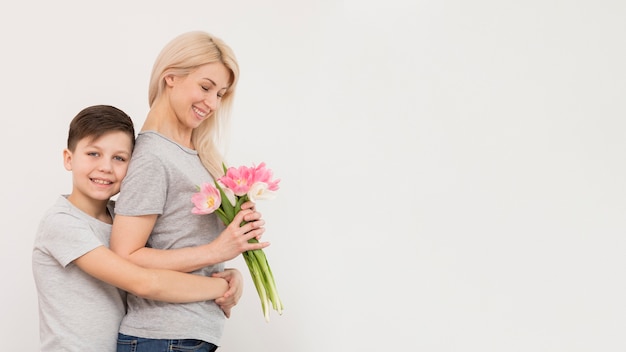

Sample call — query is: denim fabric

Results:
[117,333,218,352]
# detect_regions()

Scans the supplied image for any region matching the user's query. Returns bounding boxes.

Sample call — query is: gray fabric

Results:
[114,131,225,344]
[32,196,126,352]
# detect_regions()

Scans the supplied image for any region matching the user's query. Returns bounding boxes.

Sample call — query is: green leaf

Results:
[215,208,231,226]
[235,194,248,214]
[214,180,235,220]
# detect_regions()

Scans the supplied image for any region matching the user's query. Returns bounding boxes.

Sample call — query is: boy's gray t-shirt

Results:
[114,131,225,344]
[32,196,126,352]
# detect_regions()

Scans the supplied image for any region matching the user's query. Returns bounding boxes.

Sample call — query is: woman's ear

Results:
[63,148,73,171]
[164,74,176,87]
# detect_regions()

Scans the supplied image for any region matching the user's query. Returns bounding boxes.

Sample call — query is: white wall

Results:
[1,1,625,351]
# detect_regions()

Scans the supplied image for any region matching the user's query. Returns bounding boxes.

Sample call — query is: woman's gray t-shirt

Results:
[114,131,225,344]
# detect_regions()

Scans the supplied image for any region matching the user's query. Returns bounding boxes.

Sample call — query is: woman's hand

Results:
[213,268,244,318]
[206,202,269,263]
[240,201,264,241]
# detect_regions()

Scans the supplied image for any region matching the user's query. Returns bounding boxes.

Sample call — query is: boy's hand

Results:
[212,268,243,318]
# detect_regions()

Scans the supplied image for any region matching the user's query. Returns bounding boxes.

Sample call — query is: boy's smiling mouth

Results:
[91,178,113,185]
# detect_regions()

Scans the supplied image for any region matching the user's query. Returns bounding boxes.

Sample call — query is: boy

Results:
[32,105,237,351]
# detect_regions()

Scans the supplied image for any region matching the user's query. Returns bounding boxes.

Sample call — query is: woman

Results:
[110,31,269,352]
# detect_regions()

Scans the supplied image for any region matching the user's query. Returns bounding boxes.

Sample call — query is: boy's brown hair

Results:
[67,105,135,152]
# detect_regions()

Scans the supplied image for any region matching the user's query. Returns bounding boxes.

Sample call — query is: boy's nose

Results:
[98,159,113,172]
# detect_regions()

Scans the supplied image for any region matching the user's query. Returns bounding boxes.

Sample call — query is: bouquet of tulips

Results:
[191,162,283,322]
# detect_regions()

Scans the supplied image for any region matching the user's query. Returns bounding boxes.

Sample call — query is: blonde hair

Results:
[148,31,239,179]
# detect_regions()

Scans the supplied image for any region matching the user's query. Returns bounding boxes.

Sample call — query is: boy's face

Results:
[63,131,133,206]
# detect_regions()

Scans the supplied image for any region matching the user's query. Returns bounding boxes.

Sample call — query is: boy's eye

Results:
[87,152,99,157]
[113,156,126,162]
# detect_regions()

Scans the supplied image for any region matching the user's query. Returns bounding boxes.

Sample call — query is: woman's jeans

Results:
[117,333,218,352]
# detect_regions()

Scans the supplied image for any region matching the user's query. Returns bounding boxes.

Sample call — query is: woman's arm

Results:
[109,202,269,273]
[74,246,228,303]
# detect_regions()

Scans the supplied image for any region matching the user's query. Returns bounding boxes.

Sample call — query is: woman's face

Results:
[167,62,231,130]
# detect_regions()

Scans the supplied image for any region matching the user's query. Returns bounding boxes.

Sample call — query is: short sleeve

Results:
[38,212,104,267]
[115,149,168,216]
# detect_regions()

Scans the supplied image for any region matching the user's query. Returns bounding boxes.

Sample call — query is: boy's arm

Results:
[212,268,244,318]
[73,246,228,303]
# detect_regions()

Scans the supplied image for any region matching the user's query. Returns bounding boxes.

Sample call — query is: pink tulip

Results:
[252,162,280,191]
[192,162,283,322]
[219,165,255,196]
[191,183,222,215]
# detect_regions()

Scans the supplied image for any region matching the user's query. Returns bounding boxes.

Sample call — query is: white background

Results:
[1,1,625,351]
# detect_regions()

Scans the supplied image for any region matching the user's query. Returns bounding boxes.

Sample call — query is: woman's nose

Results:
[205,93,218,111]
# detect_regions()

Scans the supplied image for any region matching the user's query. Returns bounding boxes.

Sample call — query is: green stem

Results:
[218,195,283,321]
[243,251,270,321]
[250,248,282,313]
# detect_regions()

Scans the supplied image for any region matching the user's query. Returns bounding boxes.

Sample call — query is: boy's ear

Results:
[63,149,73,171]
